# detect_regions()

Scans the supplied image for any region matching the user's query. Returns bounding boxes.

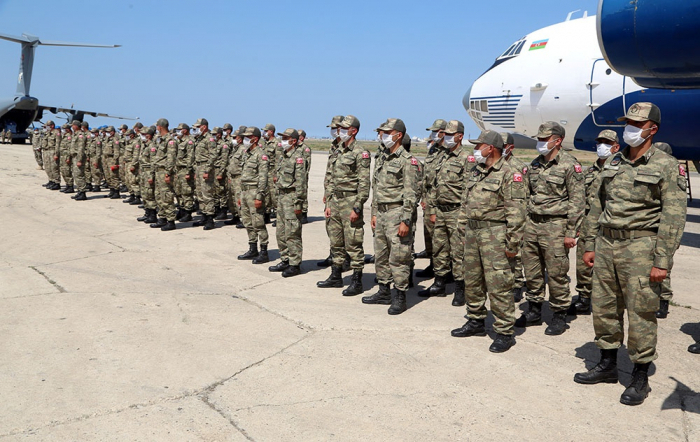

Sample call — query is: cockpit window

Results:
[497,37,526,60]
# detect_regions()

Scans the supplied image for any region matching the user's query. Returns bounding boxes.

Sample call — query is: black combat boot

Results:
[415,260,435,278]
[50,182,61,190]
[688,342,700,354]
[264,212,271,224]
[129,195,142,205]
[252,244,269,264]
[192,214,208,227]
[317,253,333,267]
[269,260,290,272]
[106,188,115,198]
[224,215,240,225]
[123,194,135,204]
[362,283,392,305]
[620,363,652,406]
[574,349,619,384]
[150,218,167,228]
[42,181,51,187]
[452,280,466,306]
[110,189,121,199]
[235,220,245,229]
[414,250,429,259]
[74,191,87,201]
[119,184,128,193]
[656,300,669,319]
[545,311,568,335]
[144,209,158,224]
[317,265,343,288]
[238,243,259,260]
[282,265,301,278]
[418,275,446,297]
[203,215,216,230]
[178,210,193,222]
[342,269,364,296]
[63,185,75,194]
[137,210,150,222]
[408,263,415,288]
[341,255,351,272]
[489,334,516,353]
[451,319,487,337]
[160,220,176,231]
[513,285,525,303]
[215,207,228,221]
[92,185,101,192]
[300,212,308,224]
[388,290,407,315]
[364,255,375,264]
[515,301,543,327]
[444,271,455,284]
[574,295,591,314]
[86,183,93,192]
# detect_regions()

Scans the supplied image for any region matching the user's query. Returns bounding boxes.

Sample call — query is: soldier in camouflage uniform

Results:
[317,115,345,268]
[316,115,371,297]
[415,119,447,278]
[211,126,229,220]
[116,124,128,193]
[361,118,420,314]
[516,122,585,335]
[173,123,196,221]
[69,120,88,201]
[191,118,221,230]
[215,123,235,221]
[262,123,278,223]
[102,126,122,199]
[501,132,529,301]
[268,128,308,277]
[30,129,43,170]
[574,103,687,406]
[122,129,140,204]
[224,126,246,227]
[88,128,103,192]
[237,126,270,263]
[136,126,158,224]
[42,121,62,190]
[450,130,526,353]
[79,122,93,191]
[59,124,74,193]
[150,119,178,231]
[296,129,312,224]
[419,120,469,306]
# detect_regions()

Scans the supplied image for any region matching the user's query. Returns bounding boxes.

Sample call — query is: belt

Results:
[334,190,357,199]
[601,227,658,240]
[241,183,257,191]
[437,203,460,212]
[529,213,567,223]
[278,187,296,194]
[467,219,506,229]
[377,202,402,212]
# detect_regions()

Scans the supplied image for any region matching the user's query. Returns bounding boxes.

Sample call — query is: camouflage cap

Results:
[654,142,673,155]
[156,118,169,128]
[119,124,128,130]
[176,122,190,130]
[242,126,262,138]
[277,128,299,139]
[263,123,276,132]
[80,121,89,128]
[339,115,361,129]
[297,129,306,138]
[595,129,619,143]
[71,120,81,127]
[500,132,515,146]
[326,115,344,128]
[90,128,98,133]
[535,121,565,138]
[125,129,135,136]
[106,126,115,132]
[376,118,406,133]
[223,123,233,130]
[618,102,661,124]
[46,120,54,126]
[402,133,411,150]
[134,122,144,129]
[444,120,464,135]
[143,126,156,136]
[193,118,209,127]
[232,130,240,137]
[211,126,223,135]
[61,123,69,129]
[468,130,504,149]
[237,125,246,133]
[426,119,448,131]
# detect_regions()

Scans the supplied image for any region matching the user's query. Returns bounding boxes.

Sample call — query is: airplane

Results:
[0,32,133,143]
[463,1,700,170]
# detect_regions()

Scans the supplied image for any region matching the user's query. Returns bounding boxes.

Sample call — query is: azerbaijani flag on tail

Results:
[529,39,549,51]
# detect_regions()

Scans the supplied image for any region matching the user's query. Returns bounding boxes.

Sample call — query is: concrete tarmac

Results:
[1,144,699,441]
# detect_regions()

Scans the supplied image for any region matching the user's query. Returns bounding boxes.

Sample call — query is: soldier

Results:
[262,123,278,223]
[501,132,529,301]
[41,121,62,190]
[212,127,230,221]
[415,119,447,278]
[224,126,246,227]
[652,141,676,320]
[516,122,585,335]
[173,123,196,222]
[69,120,89,201]
[136,126,158,224]
[574,102,687,406]
[418,120,469,306]
[59,124,74,193]
[150,118,178,231]
[122,129,139,204]
[316,115,371,296]
[127,123,145,206]
[362,118,420,314]
[79,121,93,192]
[30,128,44,170]
[116,125,128,193]
[450,130,526,352]
[87,128,104,192]
[268,128,308,277]
[297,129,312,224]
[237,126,270,263]
[102,126,122,199]
[191,118,220,230]
[317,115,344,268]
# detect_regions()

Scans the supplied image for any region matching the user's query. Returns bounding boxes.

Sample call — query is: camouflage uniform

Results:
[116,135,126,187]
[275,143,308,265]
[59,129,73,187]
[263,133,278,215]
[139,136,157,211]
[70,128,88,192]
[298,140,312,214]
[575,161,604,301]
[123,135,140,198]
[153,134,178,222]
[505,154,529,291]
[88,132,104,188]
[174,134,196,212]
[240,140,270,245]
[213,132,229,212]
[420,142,444,259]
[226,138,245,219]
[42,127,61,185]
[102,133,121,192]
[31,130,43,168]
[193,131,221,216]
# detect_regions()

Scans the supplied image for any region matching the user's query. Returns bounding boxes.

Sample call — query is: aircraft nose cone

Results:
[462,85,472,113]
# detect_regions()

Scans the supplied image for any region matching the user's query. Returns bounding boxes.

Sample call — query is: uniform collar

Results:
[448,145,463,157]
[387,145,406,160]
[621,144,656,165]
[476,155,506,173]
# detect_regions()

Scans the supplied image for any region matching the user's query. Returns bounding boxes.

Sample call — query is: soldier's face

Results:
[299,136,305,143]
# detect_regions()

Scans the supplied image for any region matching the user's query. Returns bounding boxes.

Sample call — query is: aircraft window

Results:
[514,40,525,55]
[497,37,526,60]
[480,100,489,112]
[606,68,612,75]
[500,43,517,58]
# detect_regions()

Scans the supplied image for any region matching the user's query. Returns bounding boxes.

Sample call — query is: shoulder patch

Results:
[209,137,215,142]
[136,144,140,149]
[168,140,174,145]
[680,164,686,176]
[188,141,193,145]
[611,154,622,167]
[522,167,528,174]
[468,155,476,163]
[514,173,523,182]
[574,164,583,173]
[305,147,310,152]
[588,166,596,172]
[410,157,418,166]
[261,154,269,161]
[296,157,304,164]
[151,147,156,152]
[362,151,370,159]
[223,144,228,149]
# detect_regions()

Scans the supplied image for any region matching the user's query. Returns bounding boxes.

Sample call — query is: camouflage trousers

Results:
[375,206,414,292]
[302,172,310,213]
[422,206,436,256]
[155,169,177,222]
[463,223,516,335]
[43,149,60,183]
[60,152,73,186]
[71,154,87,192]
[240,187,269,245]
[512,250,526,289]
[103,155,120,190]
[327,195,364,269]
[592,234,660,364]
[90,157,104,186]
[119,158,126,186]
[575,237,593,299]
[226,175,241,217]
[522,217,571,312]
[127,164,140,196]
[140,169,156,210]
[432,206,464,278]
[214,173,227,209]
[661,256,674,302]
[33,148,43,167]
[265,178,278,213]
[84,156,93,186]
[195,164,216,216]
[276,190,303,265]
[174,168,194,211]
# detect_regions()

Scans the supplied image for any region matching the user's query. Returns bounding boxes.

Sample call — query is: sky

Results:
[0,0,599,139]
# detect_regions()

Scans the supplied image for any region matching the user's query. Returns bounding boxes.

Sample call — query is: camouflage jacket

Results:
[193,131,220,172]
[42,129,60,153]
[583,160,604,215]
[582,145,687,269]
[275,145,308,211]
[88,136,102,161]
[371,145,421,221]
[326,139,371,210]
[122,137,137,165]
[226,142,245,177]
[240,144,269,201]
[175,135,196,171]
[263,137,278,176]
[70,130,88,161]
[139,138,156,176]
[101,135,120,162]
[152,134,178,174]
[59,132,72,156]
[430,145,470,207]
[422,145,446,207]
[214,137,230,176]
[298,142,312,172]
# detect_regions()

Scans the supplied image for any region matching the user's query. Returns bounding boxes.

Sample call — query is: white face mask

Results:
[473,147,489,164]
[623,124,653,147]
[243,137,252,148]
[176,130,183,137]
[191,127,200,136]
[140,134,147,141]
[339,128,352,143]
[381,133,396,149]
[429,131,439,141]
[536,140,554,155]
[443,135,458,149]
[330,128,338,139]
[280,139,294,150]
[232,139,240,147]
[106,132,112,138]
[596,143,613,158]
[263,132,270,140]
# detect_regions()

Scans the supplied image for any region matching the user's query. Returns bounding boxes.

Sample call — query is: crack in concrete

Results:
[231,392,420,414]
[39,250,121,267]
[28,266,66,293]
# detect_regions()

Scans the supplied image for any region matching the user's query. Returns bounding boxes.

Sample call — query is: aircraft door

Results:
[589,58,626,127]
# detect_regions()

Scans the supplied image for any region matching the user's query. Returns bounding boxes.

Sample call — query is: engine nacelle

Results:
[598,0,700,89]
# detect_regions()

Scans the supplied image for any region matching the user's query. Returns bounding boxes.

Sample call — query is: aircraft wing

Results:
[37,105,137,121]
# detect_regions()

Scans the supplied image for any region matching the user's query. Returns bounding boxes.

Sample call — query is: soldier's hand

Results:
[505,250,517,259]
[294,209,302,216]
[564,237,577,249]
[66,159,70,164]
[429,214,436,224]
[237,199,241,206]
[185,174,190,180]
[216,175,222,181]
[324,207,331,218]
[421,201,426,210]
[650,267,667,283]
[254,199,263,209]
[273,177,278,183]
[93,163,98,168]
[350,210,359,223]
[398,222,409,237]
[130,167,135,173]
[165,175,171,184]
[77,161,82,167]
[583,251,595,268]
[148,178,153,185]
[53,156,58,161]
[203,173,209,180]
[371,216,377,230]
[322,196,326,204]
